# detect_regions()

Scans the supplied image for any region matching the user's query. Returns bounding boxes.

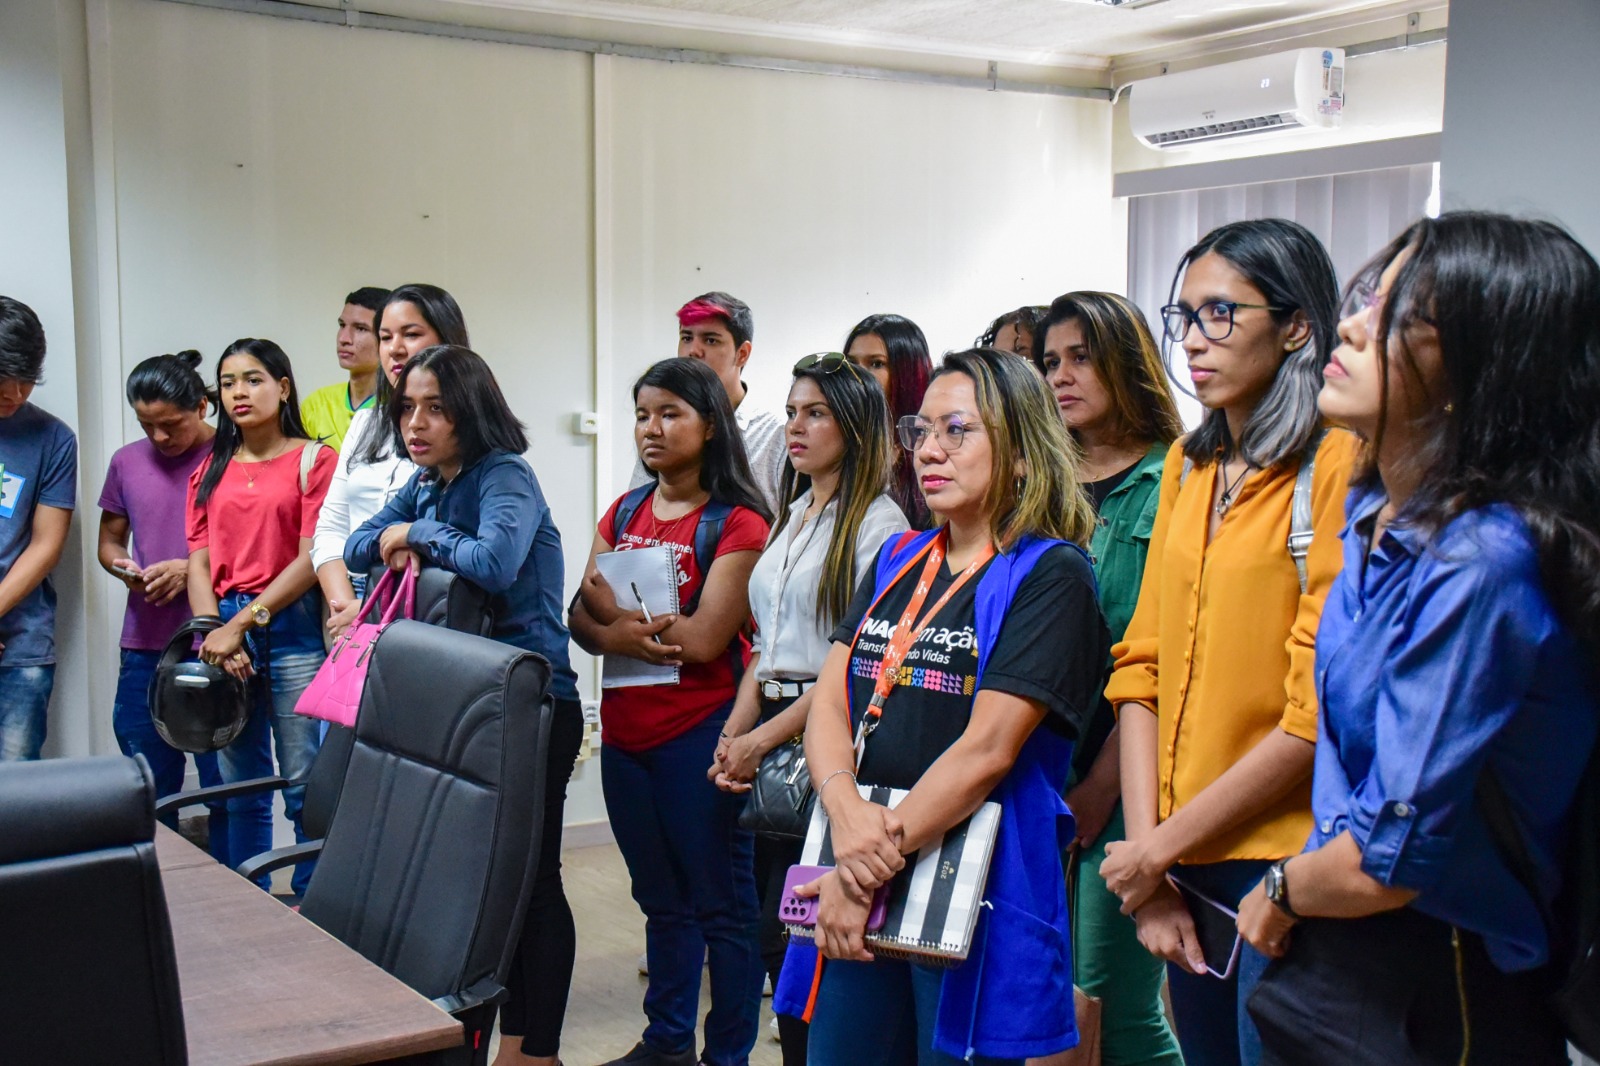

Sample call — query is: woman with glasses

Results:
[1097,218,1357,1066]
[1031,293,1184,1066]
[843,316,934,529]
[976,306,1049,358]
[570,357,772,1066]
[775,349,1107,1065]
[1235,215,1600,1064]
[713,353,908,1065]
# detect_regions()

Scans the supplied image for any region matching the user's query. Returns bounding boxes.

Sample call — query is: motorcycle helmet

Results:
[149,616,251,753]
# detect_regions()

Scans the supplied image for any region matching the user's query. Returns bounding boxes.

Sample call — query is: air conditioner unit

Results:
[1128,47,1344,150]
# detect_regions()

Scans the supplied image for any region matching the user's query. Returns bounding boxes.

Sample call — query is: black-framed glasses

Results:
[897,414,984,453]
[793,352,852,374]
[1161,300,1288,343]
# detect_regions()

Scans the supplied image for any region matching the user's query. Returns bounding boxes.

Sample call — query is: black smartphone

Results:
[1169,874,1244,979]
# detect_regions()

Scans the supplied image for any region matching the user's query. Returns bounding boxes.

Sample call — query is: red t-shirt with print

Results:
[597,491,769,752]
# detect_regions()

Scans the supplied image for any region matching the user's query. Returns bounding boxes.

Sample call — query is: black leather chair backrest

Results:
[299,620,552,1003]
[368,565,494,638]
[0,755,187,1065]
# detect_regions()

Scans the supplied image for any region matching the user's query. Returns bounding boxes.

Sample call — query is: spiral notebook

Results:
[596,545,680,688]
[790,783,1001,966]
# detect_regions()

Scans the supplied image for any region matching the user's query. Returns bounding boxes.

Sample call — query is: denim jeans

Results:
[113,648,226,854]
[1165,859,1273,1066]
[0,664,55,761]
[216,590,326,893]
[602,712,763,1066]
[806,957,1022,1066]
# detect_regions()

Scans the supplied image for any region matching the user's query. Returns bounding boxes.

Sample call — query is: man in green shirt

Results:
[300,286,389,451]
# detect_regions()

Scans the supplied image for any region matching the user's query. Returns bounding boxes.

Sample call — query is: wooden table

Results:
[156,825,463,1065]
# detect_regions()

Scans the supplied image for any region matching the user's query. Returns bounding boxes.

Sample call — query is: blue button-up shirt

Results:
[346,450,580,702]
[1309,485,1597,971]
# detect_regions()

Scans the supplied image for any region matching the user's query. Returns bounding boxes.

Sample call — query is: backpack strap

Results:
[1477,767,1559,937]
[298,440,326,495]
[609,484,656,547]
[685,499,734,614]
[1287,430,1327,595]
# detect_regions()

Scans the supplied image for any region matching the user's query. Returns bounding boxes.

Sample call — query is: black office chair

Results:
[0,754,187,1066]
[263,619,552,1065]
[158,567,495,873]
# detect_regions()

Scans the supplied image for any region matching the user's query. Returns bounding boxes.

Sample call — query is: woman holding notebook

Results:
[343,345,581,1066]
[569,356,771,1066]
[775,349,1107,1065]
[711,352,908,1064]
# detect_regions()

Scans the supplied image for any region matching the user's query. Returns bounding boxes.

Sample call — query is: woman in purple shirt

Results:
[98,351,224,841]
[1237,212,1600,1063]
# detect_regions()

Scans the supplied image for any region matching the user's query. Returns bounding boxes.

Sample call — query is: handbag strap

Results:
[355,568,399,627]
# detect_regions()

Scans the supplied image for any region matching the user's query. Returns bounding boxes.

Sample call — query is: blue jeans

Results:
[0,664,55,760]
[602,712,763,1066]
[113,648,226,854]
[216,591,326,894]
[807,957,1022,1066]
[1166,859,1272,1066]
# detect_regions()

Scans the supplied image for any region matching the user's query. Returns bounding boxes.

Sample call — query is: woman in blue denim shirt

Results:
[346,344,583,1066]
[1237,212,1600,1064]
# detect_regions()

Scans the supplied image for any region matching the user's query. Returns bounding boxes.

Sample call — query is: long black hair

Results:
[355,284,471,464]
[1353,211,1600,660]
[126,349,212,411]
[845,313,933,529]
[1170,218,1339,470]
[771,356,894,628]
[632,357,772,523]
[194,339,309,506]
[386,345,527,471]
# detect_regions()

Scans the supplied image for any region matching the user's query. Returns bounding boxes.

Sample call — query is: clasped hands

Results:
[1101,832,1210,974]
[792,794,905,962]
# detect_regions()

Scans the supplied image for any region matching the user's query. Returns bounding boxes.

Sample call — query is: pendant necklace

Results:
[1216,460,1253,516]
[238,442,289,490]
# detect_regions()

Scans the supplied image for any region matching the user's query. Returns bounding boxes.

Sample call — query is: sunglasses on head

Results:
[793,352,853,375]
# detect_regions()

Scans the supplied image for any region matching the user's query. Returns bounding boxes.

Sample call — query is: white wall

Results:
[27,0,1124,830]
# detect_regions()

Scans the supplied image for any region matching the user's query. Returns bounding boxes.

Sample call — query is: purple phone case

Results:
[780,864,889,932]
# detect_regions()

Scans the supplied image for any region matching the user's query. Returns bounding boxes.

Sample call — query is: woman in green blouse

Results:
[1032,291,1185,1066]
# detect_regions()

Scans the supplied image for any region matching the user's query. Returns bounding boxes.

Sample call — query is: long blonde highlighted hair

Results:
[934,348,1098,551]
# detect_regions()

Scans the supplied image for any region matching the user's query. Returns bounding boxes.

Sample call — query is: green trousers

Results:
[1072,803,1185,1066]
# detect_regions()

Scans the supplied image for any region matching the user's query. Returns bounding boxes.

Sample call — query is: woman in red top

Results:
[571,357,772,1066]
[186,338,335,893]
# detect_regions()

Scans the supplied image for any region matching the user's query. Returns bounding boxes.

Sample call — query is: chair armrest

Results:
[235,840,325,882]
[431,976,508,1016]
[154,775,288,817]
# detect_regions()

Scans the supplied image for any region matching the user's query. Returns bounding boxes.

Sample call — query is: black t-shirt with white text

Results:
[829,543,1109,791]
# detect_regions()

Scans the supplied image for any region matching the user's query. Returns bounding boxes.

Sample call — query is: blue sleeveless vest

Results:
[774,529,1088,1060]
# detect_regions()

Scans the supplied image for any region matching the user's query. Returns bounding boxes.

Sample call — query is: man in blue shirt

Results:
[0,296,78,760]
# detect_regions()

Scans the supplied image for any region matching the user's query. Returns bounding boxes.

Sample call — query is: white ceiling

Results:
[455,0,1433,66]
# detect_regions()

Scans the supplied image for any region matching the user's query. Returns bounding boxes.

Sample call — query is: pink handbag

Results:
[294,567,417,727]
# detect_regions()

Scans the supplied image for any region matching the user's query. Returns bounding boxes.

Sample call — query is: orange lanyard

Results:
[855,531,994,757]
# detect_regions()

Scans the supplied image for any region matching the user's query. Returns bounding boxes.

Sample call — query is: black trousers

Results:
[498,697,586,1057]
[1247,908,1567,1066]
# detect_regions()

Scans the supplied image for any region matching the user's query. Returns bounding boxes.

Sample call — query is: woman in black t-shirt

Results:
[785,349,1109,1065]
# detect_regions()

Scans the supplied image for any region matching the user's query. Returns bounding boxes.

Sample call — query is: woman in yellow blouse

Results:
[1098,219,1355,1066]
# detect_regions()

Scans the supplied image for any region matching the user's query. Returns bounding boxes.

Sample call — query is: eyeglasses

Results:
[897,414,984,453]
[793,352,852,374]
[1161,300,1289,343]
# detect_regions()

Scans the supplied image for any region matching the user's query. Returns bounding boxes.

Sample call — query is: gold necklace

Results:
[237,442,291,490]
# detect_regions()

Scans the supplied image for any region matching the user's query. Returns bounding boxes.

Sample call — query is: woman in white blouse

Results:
[712,352,908,1064]
[312,284,468,636]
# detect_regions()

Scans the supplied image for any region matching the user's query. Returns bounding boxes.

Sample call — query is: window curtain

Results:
[1127,162,1438,426]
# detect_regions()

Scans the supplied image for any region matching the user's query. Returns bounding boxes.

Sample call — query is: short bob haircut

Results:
[1031,291,1183,447]
[1167,218,1339,470]
[356,283,472,464]
[1348,210,1600,659]
[930,348,1098,551]
[386,345,528,471]
[632,356,771,523]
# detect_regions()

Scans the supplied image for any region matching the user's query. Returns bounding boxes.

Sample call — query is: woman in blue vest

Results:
[1236,214,1600,1063]
[776,348,1108,1064]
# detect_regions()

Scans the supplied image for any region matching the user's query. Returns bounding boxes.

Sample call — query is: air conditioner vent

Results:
[1147,113,1299,147]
